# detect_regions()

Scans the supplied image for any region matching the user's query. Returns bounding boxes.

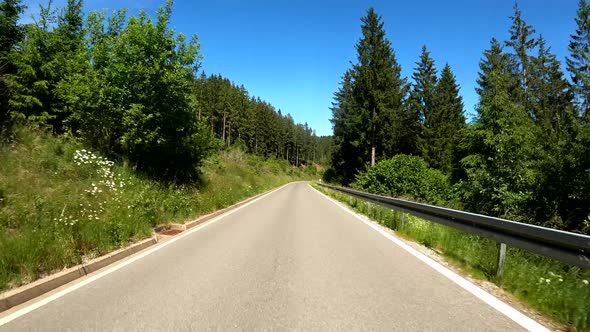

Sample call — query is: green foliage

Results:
[353,154,453,205]
[6,0,86,130]
[567,0,590,121]
[408,45,437,139]
[59,1,211,180]
[0,126,315,291]
[505,2,537,107]
[331,8,408,184]
[428,63,466,176]
[0,0,26,129]
[194,73,330,165]
[460,40,536,220]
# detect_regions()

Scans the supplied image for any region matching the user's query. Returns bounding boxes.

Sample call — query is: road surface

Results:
[0,182,533,331]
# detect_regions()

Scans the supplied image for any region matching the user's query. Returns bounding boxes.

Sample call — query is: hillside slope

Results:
[0,127,317,291]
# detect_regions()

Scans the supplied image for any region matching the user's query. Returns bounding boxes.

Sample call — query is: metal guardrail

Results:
[317,183,590,270]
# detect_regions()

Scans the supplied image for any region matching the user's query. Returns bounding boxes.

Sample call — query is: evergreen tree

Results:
[0,0,25,129]
[409,45,438,126]
[505,2,537,108]
[530,36,586,230]
[7,0,86,131]
[476,38,519,101]
[429,63,466,175]
[408,45,438,161]
[567,0,590,121]
[461,39,535,220]
[6,2,56,124]
[331,70,364,184]
[331,7,406,184]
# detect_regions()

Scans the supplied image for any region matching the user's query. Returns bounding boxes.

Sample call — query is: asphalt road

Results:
[0,182,531,331]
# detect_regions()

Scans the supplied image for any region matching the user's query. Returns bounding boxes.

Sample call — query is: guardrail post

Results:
[349,195,352,206]
[496,243,507,279]
[401,212,407,230]
[367,201,371,215]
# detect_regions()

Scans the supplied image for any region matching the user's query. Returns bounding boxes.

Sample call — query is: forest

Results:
[329,3,590,234]
[0,0,331,181]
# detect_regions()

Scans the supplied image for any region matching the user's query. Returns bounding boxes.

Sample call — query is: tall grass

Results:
[0,127,316,292]
[315,185,590,330]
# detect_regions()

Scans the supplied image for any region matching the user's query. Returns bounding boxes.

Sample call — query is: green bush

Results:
[353,154,453,205]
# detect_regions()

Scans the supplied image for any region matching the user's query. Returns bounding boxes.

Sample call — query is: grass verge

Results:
[0,127,317,292]
[313,184,590,331]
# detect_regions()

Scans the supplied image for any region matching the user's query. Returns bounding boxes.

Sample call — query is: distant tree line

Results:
[330,4,590,233]
[0,0,331,181]
[194,73,331,165]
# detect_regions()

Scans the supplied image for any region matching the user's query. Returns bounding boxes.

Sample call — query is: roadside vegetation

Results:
[315,184,590,330]
[0,127,317,292]
[328,4,590,235]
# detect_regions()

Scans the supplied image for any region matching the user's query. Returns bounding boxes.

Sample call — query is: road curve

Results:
[1,182,529,331]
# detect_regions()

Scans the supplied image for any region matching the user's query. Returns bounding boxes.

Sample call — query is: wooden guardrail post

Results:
[496,243,507,279]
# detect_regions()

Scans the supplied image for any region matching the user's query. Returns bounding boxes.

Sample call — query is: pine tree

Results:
[408,45,439,163]
[331,7,407,184]
[7,0,87,131]
[505,2,537,108]
[428,63,466,175]
[353,7,406,166]
[0,0,26,129]
[529,36,586,230]
[567,0,590,121]
[530,36,575,131]
[409,45,438,127]
[6,3,56,124]
[331,70,364,184]
[461,39,535,220]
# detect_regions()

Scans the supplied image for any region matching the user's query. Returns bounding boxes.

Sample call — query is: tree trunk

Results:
[371,120,376,167]
[228,121,231,146]
[222,113,226,143]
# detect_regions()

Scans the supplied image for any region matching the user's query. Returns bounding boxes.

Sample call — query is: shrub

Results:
[353,154,453,205]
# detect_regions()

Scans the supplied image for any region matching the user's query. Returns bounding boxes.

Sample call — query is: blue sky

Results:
[24,0,579,136]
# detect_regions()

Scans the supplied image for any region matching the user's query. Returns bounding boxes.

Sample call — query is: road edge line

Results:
[310,184,549,332]
[0,182,293,325]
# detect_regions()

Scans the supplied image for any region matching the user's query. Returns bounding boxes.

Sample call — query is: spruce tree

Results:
[476,39,516,100]
[330,7,406,184]
[567,0,590,121]
[462,39,535,220]
[530,36,586,230]
[410,46,438,124]
[331,70,364,184]
[429,64,466,175]
[408,45,438,159]
[0,0,25,129]
[505,2,537,108]
[353,7,406,166]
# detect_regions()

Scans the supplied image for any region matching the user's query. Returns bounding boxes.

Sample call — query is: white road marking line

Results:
[0,183,291,327]
[311,185,549,332]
